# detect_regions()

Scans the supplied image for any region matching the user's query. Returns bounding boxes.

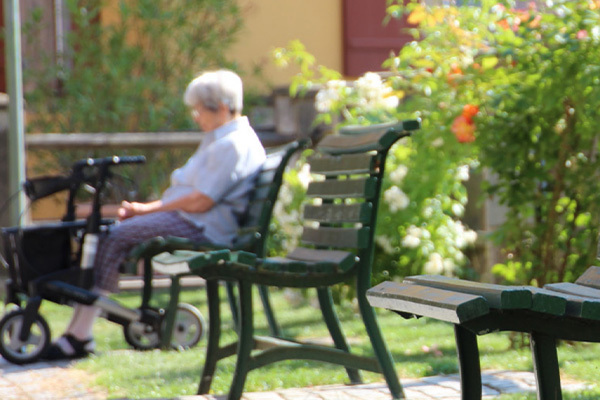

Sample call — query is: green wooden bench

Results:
[121,139,306,348]
[367,268,600,400]
[152,120,421,400]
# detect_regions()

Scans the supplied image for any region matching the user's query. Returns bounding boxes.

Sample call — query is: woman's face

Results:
[191,103,223,132]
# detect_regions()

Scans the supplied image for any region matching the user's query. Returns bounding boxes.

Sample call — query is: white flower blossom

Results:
[592,26,600,42]
[422,206,434,219]
[443,258,456,275]
[278,185,294,206]
[402,234,421,248]
[390,165,408,184]
[376,235,396,255]
[383,186,409,212]
[451,203,465,217]
[463,229,478,245]
[456,165,470,181]
[354,72,398,111]
[402,225,422,248]
[297,163,311,189]
[382,95,400,109]
[431,137,444,148]
[315,80,346,112]
[406,225,423,238]
[424,253,444,274]
[446,219,477,249]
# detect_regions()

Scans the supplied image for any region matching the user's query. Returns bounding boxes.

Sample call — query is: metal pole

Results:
[3,0,27,226]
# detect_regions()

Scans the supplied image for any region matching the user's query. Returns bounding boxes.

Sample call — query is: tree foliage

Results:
[24,0,243,134]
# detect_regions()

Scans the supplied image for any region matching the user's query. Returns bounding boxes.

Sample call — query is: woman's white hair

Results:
[184,69,243,114]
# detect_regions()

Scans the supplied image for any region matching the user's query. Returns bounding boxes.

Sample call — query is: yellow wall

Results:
[102,0,343,93]
[231,0,343,91]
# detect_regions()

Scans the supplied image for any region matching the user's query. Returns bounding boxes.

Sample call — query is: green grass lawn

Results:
[15,285,600,399]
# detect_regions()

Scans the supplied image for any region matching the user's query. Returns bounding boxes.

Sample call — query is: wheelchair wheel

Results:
[123,319,160,350]
[168,303,206,349]
[0,309,51,364]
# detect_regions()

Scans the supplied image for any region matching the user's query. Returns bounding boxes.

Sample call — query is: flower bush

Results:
[273,42,479,282]
[273,0,600,286]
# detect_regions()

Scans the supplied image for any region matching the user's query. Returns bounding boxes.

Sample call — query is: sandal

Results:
[44,334,95,360]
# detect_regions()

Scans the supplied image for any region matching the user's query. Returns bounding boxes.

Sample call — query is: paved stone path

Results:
[0,355,591,400]
[176,370,590,400]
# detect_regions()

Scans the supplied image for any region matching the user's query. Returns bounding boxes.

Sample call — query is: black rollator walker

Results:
[0,156,205,364]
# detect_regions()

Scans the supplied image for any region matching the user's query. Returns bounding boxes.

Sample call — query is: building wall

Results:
[101,1,342,92]
[230,0,343,91]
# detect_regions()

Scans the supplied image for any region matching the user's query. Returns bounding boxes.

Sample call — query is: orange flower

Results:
[462,104,479,122]
[447,64,463,86]
[451,115,476,143]
[497,19,511,30]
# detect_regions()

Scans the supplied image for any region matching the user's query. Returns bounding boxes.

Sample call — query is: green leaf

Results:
[481,56,499,70]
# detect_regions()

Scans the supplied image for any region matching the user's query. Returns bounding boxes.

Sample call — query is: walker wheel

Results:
[0,309,51,364]
[167,303,206,350]
[123,319,160,350]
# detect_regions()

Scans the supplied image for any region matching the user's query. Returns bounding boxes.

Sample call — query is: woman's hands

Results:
[117,192,214,221]
[117,201,156,220]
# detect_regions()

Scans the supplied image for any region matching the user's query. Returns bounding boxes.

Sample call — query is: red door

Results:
[343,0,413,77]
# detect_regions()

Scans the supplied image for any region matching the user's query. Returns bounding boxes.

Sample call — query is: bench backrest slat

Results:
[306,177,377,200]
[308,153,375,176]
[232,141,306,255]
[301,226,370,249]
[303,203,372,224]
[291,121,419,274]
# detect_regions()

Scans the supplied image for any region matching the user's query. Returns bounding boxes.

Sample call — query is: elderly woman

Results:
[46,70,266,360]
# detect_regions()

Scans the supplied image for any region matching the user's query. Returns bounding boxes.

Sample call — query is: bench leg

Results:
[454,325,482,400]
[198,280,221,395]
[160,274,182,348]
[317,287,362,385]
[356,289,404,399]
[225,281,239,329]
[141,257,154,308]
[259,285,282,337]
[228,280,254,400]
[530,332,562,400]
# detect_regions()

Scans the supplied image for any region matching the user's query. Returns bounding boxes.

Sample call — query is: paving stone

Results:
[0,362,593,400]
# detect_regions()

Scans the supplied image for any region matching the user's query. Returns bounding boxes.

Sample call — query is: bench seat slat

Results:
[525,287,567,316]
[574,266,600,290]
[286,247,356,271]
[259,257,337,274]
[404,275,532,309]
[544,282,600,299]
[367,281,489,324]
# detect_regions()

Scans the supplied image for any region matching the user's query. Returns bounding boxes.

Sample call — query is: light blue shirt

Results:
[161,116,266,245]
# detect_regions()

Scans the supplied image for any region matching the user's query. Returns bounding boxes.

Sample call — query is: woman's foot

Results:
[44,334,96,360]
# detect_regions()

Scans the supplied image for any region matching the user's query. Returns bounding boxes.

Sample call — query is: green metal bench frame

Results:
[153,120,420,400]
[122,139,307,347]
[367,267,600,400]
